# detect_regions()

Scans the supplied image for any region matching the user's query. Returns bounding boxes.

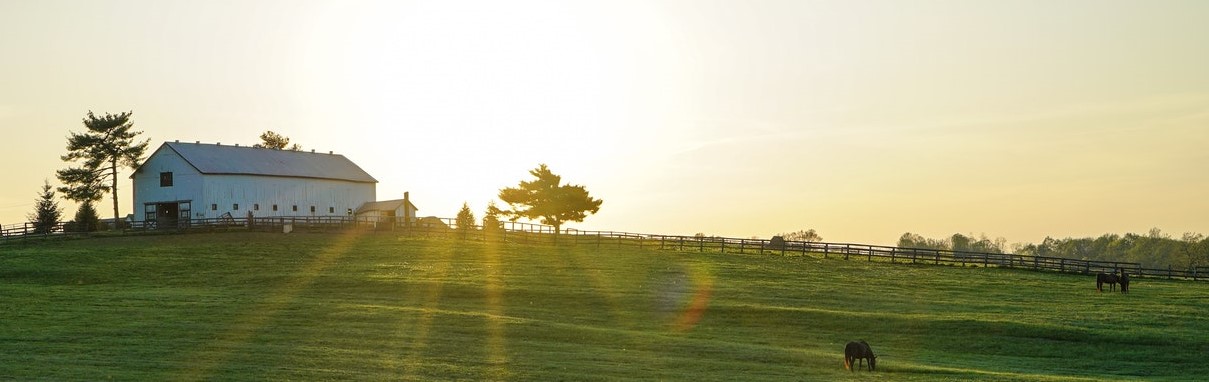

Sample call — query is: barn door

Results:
[144,204,157,228]
[178,201,191,228]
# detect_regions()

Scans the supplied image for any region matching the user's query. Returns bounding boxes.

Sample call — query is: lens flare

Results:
[653,263,714,332]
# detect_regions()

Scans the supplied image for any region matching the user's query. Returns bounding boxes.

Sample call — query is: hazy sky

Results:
[2,0,1207,246]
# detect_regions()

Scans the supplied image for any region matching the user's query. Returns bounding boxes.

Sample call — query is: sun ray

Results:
[480,238,510,380]
[396,238,456,378]
[174,229,365,381]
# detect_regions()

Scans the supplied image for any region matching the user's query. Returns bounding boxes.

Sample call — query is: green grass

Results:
[2,232,1207,381]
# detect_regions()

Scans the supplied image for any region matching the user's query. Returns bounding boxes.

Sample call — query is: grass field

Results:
[2,231,1207,381]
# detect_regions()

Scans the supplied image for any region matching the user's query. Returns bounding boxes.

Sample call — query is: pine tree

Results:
[498,164,602,241]
[28,180,63,234]
[482,201,504,239]
[72,201,100,233]
[57,110,149,229]
[456,202,476,239]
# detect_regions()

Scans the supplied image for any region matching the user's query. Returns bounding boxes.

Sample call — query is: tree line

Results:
[1014,229,1209,270]
[895,229,1209,270]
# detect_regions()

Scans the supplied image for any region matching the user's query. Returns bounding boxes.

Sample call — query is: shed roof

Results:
[355,198,418,214]
[136,141,377,183]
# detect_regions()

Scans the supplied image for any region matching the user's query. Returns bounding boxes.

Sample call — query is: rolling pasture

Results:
[2,232,1206,381]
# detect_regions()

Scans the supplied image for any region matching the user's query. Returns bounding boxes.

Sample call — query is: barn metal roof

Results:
[138,141,377,183]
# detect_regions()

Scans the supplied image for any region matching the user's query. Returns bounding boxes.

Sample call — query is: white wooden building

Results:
[354,192,419,225]
[131,141,378,227]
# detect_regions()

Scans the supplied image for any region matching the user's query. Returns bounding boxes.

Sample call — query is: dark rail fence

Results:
[3,216,1205,281]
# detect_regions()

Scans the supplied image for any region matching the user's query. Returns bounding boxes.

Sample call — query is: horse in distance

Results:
[844,340,877,372]
[1096,271,1119,293]
[1119,269,1130,294]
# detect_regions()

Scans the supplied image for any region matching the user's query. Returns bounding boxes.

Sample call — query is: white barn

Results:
[131,141,378,228]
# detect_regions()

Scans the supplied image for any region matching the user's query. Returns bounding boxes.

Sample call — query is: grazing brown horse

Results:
[844,340,876,371]
[1096,271,1119,292]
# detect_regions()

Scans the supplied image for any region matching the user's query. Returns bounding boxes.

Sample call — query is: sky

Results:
[2,0,1207,246]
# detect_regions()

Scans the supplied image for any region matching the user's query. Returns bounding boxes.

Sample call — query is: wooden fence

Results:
[3,216,1205,281]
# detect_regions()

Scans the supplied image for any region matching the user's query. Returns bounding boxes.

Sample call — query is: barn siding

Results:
[132,147,204,221]
[199,175,374,219]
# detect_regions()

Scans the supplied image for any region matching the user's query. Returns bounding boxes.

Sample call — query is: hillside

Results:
[2,232,1206,381]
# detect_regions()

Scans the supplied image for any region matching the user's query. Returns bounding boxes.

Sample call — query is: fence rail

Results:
[3,216,1205,281]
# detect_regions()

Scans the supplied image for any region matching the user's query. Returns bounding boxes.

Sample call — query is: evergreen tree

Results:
[456,202,476,239]
[57,111,149,229]
[482,201,504,239]
[498,164,602,240]
[28,180,63,234]
[72,201,100,233]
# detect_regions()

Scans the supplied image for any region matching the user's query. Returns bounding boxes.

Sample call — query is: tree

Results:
[897,232,946,250]
[456,202,476,239]
[780,229,823,242]
[482,201,504,238]
[72,200,100,233]
[253,130,301,150]
[56,111,149,228]
[498,164,603,239]
[28,180,63,234]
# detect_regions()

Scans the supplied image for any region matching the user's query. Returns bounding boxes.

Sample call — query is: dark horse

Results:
[844,340,876,371]
[1119,269,1130,294]
[1096,271,1119,293]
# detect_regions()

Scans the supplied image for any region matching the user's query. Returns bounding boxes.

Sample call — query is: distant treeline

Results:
[897,232,1009,254]
[898,229,1209,270]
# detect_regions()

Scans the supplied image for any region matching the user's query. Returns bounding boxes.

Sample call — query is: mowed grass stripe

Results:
[2,232,1207,381]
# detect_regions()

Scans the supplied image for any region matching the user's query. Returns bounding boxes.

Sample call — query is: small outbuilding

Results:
[355,192,419,226]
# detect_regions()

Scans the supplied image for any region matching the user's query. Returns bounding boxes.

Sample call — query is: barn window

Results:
[292,205,298,212]
[328,207,334,213]
[310,206,316,213]
[253,204,259,211]
[211,204,217,211]
[233,204,239,210]
[273,204,278,211]
[159,172,173,187]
